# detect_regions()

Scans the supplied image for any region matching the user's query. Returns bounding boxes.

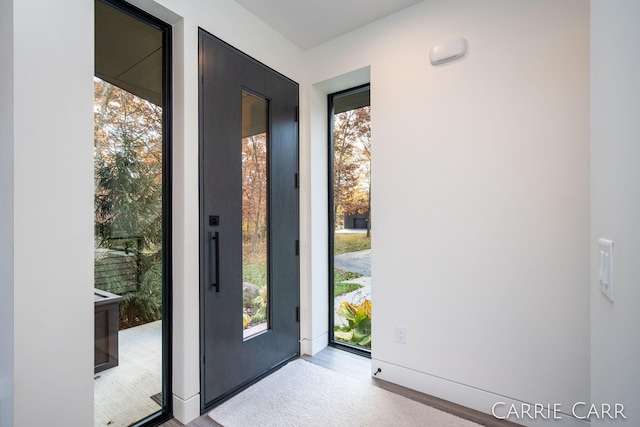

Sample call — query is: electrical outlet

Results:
[396,327,407,344]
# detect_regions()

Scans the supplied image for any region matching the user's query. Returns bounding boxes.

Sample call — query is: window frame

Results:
[327,83,371,357]
[95,1,173,425]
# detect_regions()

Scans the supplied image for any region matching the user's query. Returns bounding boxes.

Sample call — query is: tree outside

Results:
[332,102,372,349]
[242,132,269,331]
[94,77,164,329]
[333,106,371,237]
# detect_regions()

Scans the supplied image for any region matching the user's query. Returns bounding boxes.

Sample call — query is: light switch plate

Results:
[598,238,614,302]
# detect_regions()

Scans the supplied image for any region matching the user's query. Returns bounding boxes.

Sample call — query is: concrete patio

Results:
[94,320,163,427]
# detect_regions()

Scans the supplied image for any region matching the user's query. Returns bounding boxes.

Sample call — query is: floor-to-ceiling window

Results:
[94,1,171,425]
[329,85,371,354]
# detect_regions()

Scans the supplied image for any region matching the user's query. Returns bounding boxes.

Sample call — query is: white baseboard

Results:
[300,332,328,356]
[371,359,589,427]
[172,392,200,425]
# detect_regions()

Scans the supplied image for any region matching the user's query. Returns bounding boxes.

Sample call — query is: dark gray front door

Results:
[199,29,299,411]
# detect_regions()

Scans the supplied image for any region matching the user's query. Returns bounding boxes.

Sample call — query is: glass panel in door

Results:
[242,91,270,339]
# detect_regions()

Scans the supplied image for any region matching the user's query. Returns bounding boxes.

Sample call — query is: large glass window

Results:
[94,1,171,425]
[329,85,372,352]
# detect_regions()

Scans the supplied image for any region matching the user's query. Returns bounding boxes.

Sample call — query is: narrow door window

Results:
[329,85,372,353]
[242,90,270,339]
[94,1,172,425]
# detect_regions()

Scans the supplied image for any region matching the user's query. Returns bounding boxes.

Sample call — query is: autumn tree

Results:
[94,77,164,327]
[94,78,163,249]
[333,106,371,235]
[242,133,268,252]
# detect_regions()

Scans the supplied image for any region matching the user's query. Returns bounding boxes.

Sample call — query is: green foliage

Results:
[243,284,267,328]
[334,268,362,283]
[251,287,267,324]
[119,260,163,328]
[243,263,267,288]
[334,300,372,348]
[333,268,363,297]
[94,78,164,329]
[242,241,269,329]
[94,113,163,249]
[333,233,371,255]
[334,282,361,297]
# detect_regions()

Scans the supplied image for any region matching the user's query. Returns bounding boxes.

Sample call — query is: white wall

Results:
[591,1,640,425]
[305,0,590,423]
[4,1,96,426]
[0,0,15,425]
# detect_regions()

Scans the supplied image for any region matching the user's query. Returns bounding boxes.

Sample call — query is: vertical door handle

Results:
[211,231,220,292]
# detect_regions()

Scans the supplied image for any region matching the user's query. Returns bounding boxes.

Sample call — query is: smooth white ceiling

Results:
[234,0,424,50]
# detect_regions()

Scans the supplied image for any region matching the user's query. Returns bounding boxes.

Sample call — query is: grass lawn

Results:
[334,281,361,296]
[334,268,363,297]
[242,240,269,287]
[333,233,370,296]
[333,232,371,255]
[243,262,267,287]
[242,238,369,298]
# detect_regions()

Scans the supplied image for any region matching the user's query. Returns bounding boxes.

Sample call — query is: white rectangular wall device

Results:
[429,37,468,66]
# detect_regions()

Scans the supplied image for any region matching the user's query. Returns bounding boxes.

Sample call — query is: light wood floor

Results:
[160,346,521,427]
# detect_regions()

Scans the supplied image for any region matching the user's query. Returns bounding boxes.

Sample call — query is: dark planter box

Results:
[94,289,123,373]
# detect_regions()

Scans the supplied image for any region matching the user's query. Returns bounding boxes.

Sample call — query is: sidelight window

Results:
[94,0,172,425]
[329,85,372,353]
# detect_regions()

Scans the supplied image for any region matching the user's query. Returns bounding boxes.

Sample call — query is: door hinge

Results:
[296,306,300,322]
[295,240,300,256]
[295,173,299,189]
[295,106,299,122]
